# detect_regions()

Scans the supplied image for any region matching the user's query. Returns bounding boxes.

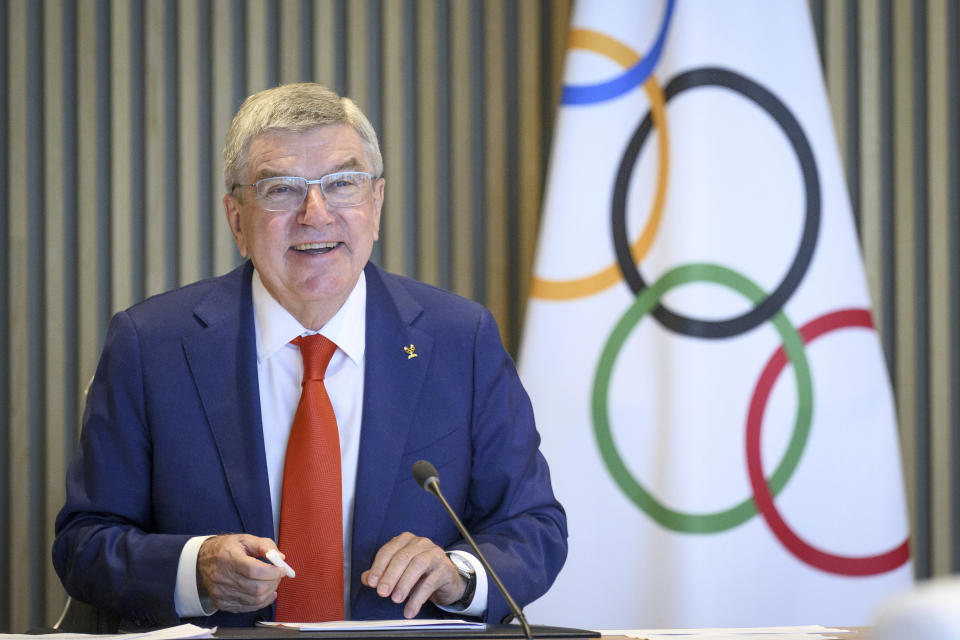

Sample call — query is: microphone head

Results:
[412,459,439,490]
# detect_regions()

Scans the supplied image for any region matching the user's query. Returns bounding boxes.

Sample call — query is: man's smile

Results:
[292,241,341,255]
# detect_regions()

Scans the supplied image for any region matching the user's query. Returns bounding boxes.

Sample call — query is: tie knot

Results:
[293,334,337,382]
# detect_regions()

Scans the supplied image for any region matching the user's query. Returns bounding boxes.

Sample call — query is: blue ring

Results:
[561,0,676,105]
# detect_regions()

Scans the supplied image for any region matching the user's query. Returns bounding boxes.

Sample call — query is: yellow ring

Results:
[530,29,669,301]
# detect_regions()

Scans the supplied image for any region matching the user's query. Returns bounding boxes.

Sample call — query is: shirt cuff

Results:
[175,535,217,618]
[437,550,488,618]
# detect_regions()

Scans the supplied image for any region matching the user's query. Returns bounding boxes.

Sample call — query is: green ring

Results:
[592,263,813,533]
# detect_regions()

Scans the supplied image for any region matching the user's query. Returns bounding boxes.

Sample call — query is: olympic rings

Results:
[561,0,676,105]
[612,67,821,338]
[746,308,911,575]
[530,32,670,301]
[548,22,907,576]
[592,263,812,533]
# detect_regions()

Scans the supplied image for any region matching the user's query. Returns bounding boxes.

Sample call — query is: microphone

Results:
[412,460,533,640]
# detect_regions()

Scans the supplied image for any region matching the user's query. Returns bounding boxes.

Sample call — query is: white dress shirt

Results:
[174,269,486,618]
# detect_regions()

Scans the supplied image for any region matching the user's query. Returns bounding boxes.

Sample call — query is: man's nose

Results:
[299,183,334,225]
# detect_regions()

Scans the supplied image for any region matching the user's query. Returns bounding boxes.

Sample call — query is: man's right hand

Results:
[197,534,287,612]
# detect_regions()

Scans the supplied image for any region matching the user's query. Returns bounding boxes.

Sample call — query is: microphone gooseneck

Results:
[412,459,533,640]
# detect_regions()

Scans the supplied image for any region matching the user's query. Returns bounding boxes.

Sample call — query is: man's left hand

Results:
[360,532,465,618]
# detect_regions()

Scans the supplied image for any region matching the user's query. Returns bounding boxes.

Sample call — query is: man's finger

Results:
[404,568,455,618]
[364,532,416,590]
[198,534,285,612]
[374,536,434,598]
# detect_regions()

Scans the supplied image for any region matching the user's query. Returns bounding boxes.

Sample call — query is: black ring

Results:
[611,67,820,338]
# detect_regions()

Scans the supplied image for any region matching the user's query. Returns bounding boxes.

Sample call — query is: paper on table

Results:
[0,623,216,640]
[598,626,853,640]
[139,624,217,639]
[258,619,486,632]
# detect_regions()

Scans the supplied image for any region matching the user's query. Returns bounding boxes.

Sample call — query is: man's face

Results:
[224,125,384,327]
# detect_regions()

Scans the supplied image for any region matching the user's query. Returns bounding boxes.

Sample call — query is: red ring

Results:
[746,308,910,575]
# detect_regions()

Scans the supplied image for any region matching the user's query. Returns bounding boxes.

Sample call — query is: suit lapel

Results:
[181,262,274,539]
[351,264,433,602]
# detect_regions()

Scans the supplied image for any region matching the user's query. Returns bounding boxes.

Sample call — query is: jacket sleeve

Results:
[52,310,189,628]
[453,308,568,624]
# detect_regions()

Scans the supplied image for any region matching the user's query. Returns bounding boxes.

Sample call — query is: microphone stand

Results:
[420,473,533,640]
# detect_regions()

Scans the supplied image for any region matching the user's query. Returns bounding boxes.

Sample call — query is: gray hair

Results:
[223,83,383,192]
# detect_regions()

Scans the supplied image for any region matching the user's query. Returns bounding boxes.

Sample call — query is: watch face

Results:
[449,553,474,575]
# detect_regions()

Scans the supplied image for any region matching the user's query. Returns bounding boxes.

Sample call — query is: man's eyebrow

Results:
[253,168,287,181]
[251,158,366,181]
[328,158,363,173]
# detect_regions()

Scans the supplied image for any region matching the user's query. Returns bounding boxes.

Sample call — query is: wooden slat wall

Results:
[0,0,572,631]
[0,0,957,632]
[811,0,960,583]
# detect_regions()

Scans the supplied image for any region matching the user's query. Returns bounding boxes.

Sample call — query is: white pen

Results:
[266,549,296,578]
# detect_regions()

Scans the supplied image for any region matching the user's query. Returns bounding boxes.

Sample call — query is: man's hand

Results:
[197,534,287,613]
[360,532,466,618]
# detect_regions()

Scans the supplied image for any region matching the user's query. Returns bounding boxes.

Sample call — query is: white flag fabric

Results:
[519,0,912,630]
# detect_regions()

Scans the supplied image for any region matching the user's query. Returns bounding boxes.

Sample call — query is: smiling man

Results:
[52,83,567,629]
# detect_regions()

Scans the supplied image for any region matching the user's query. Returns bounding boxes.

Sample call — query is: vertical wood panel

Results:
[892,0,923,578]
[163,0,180,291]
[380,0,406,276]
[402,0,419,278]
[56,7,82,607]
[279,1,300,86]
[844,0,861,234]
[112,0,134,311]
[76,0,102,447]
[8,0,32,631]
[416,0,439,287]
[25,0,47,625]
[312,0,337,90]
[484,0,508,341]
[42,0,66,624]
[179,0,202,286]
[859,1,882,311]
[517,0,542,345]
[948,0,960,575]
[346,1,369,112]
[96,0,114,342]
[246,1,269,96]
[195,0,215,280]
[298,0,314,82]
[824,0,847,172]
[0,0,8,629]
[926,0,952,577]
[212,0,238,274]
[145,0,167,299]
[503,0,520,354]
[434,0,452,291]
[470,0,486,305]
[450,0,473,299]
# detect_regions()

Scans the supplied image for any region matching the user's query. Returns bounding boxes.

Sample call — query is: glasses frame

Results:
[232,171,378,211]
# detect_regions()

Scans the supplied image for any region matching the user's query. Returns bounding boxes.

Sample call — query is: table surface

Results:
[209,625,867,640]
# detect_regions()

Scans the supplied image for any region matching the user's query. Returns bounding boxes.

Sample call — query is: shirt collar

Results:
[251,269,367,366]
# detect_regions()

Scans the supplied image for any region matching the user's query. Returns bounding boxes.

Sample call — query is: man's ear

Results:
[371,177,385,242]
[223,193,248,257]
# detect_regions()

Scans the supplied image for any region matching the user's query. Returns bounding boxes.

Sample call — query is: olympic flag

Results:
[519,0,912,629]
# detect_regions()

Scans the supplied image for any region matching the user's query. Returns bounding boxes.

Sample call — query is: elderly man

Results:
[52,83,567,629]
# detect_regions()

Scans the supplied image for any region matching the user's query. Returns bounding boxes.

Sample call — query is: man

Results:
[52,83,567,629]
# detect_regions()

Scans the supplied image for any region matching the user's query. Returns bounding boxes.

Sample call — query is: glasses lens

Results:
[257,177,307,211]
[321,172,372,206]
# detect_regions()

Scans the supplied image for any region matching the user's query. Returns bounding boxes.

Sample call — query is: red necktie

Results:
[276,334,344,622]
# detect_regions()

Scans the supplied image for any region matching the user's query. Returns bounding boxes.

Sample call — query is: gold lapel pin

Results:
[403,344,418,359]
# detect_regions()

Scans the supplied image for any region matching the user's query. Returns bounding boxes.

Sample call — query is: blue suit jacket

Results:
[53,261,567,628]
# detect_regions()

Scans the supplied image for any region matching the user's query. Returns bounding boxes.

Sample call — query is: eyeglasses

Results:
[233,171,377,211]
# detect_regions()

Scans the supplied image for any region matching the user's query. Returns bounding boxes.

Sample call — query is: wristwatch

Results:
[448,553,477,609]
